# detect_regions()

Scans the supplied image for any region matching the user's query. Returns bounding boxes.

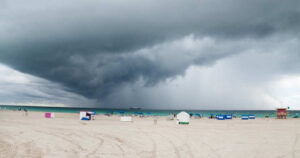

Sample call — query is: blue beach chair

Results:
[216,115,225,120]
[241,115,249,120]
[249,114,255,119]
[81,117,89,120]
[225,114,232,119]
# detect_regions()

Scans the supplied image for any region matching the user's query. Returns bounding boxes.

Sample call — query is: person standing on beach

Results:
[153,116,158,125]
[24,109,28,116]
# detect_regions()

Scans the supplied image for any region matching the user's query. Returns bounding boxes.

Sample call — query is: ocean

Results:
[1,105,299,118]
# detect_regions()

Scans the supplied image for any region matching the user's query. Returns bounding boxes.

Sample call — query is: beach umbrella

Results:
[134,112,143,115]
[146,112,151,115]
[195,113,201,117]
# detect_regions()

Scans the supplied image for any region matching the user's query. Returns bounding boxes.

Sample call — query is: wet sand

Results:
[1,111,300,158]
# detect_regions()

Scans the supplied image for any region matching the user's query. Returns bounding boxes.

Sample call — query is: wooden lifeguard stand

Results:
[276,108,287,119]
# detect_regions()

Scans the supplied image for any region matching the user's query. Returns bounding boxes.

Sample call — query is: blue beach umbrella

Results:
[133,112,143,115]
[138,112,144,115]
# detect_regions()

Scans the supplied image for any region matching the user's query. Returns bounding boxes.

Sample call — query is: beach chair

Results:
[216,115,225,120]
[249,114,255,119]
[45,112,51,118]
[225,114,232,119]
[45,112,54,118]
[81,117,89,120]
[241,115,249,120]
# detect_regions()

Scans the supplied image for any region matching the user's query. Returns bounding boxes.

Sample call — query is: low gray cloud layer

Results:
[0,64,94,106]
[0,0,300,108]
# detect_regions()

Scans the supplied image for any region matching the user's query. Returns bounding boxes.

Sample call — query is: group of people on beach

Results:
[18,107,28,116]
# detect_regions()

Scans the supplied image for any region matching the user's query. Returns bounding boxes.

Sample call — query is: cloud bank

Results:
[0,64,95,107]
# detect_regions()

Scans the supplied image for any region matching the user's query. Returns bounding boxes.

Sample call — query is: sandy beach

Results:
[1,111,300,158]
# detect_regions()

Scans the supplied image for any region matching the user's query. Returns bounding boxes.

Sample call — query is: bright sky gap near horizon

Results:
[0,0,300,109]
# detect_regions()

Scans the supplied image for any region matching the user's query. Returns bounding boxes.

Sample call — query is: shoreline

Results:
[1,106,299,118]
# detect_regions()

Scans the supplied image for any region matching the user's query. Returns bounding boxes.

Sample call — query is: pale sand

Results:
[1,111,300,158]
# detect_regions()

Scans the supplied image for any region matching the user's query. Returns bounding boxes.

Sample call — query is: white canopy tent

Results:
[120,116,132,122]
[176,111,190,124]
[80,111,96,120]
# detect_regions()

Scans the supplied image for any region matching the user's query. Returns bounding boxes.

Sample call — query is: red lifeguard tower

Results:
[276,108,287,119]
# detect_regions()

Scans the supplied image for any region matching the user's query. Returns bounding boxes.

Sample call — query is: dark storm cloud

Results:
[0,0,299,103]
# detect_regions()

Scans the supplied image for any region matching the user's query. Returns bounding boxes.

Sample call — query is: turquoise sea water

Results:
[1,105,300,118]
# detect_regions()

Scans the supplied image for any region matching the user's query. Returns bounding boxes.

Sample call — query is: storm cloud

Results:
[0,0,300,108]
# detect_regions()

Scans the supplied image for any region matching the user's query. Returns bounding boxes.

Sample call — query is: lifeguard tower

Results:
[276,108,287,119]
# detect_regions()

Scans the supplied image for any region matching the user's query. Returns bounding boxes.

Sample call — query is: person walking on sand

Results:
[265,114,269,118]
[24,109,28,116]
[153,116,158,125]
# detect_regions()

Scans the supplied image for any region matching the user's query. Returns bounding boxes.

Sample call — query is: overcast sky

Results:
[0,0,300,109]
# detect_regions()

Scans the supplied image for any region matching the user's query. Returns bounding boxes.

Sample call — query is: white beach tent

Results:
[120,116,132,122]
[80,111,96,120]
[176,111,190,124]
[80,111,89,120]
